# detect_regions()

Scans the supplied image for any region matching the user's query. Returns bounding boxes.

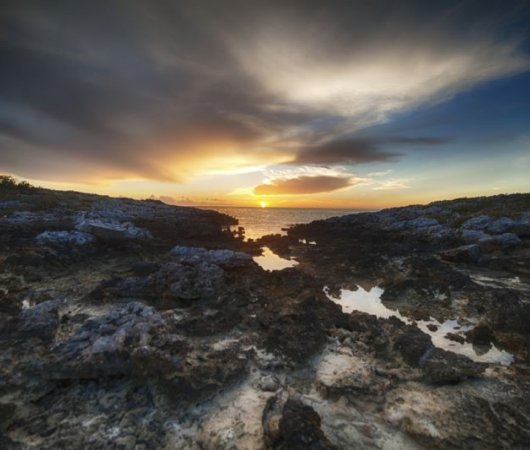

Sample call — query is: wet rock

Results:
[420,348,485,384]
[445,332,465,344]
[36,230,94,246]
[393,327,433,367]
[439,244,481,263]
[465,324,495,346]
[263,396,337,450]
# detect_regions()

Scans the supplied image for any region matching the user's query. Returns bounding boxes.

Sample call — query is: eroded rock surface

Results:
[1,188,530,449]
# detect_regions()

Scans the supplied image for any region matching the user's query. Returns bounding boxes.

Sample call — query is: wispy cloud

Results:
[0,0,528,185]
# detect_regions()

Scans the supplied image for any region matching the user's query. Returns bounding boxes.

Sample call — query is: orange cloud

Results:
[253,175,355,195]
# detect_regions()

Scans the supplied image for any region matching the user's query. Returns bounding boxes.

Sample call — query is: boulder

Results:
[486,291,530,335]
[510,215,530,237]
[262,396,337,450]
[461,215,493,231]
[393,327,433,366]
[465,324,495,347]
[478,233,521,250]
[486,217,514,235]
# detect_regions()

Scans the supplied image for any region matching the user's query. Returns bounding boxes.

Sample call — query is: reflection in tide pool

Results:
[324,285,514,365]
[253,247,298,271]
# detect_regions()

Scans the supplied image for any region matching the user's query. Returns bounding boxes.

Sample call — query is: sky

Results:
[1,0,529,208]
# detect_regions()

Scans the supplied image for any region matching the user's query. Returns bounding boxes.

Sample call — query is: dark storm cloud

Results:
[289,136,448,165]
[291,139,399,165]
[0,0,528,181]
[254,175,354,195]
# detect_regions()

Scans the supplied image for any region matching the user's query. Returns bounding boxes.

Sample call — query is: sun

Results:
[260,201,268,208]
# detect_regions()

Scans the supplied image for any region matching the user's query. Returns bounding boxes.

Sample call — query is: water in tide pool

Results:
[204,207,360,239]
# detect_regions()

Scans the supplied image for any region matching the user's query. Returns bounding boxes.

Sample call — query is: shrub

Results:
[0,175,35,193]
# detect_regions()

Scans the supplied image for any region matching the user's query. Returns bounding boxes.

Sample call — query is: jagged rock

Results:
[445,332,465,344]
[478,232,521,249]
[277,399,337,450]
[171,246,252,268]
[75,212,152,240]
[487,291,530,335]
[393,327,434,366]
[465,323,495,346]
[511,215,530,237]
[90,247,247,303]
[461,215,493,231]
[17,300,60,341]
[48,302,183,379]
[486,217,515,235]
[263,396,337,450]
[36,230,95,246]
[316,348,376,396]
[256,375,280,392]
[386,217,439,231]
[420,348,485,384]
[262,297,343,363]
[427,323,438,332]
[151,261,225,301]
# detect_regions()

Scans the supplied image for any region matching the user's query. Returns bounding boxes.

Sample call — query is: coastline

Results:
[1,186,530,449]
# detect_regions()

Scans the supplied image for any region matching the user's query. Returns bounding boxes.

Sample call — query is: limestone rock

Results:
[36,230,95,246]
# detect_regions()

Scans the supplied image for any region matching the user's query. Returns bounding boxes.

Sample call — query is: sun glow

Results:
[260,201,268,208]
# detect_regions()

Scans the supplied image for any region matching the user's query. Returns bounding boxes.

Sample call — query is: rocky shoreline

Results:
[1,187,530,449]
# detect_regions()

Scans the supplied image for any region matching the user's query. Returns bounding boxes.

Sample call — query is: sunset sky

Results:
[1,0,530,208]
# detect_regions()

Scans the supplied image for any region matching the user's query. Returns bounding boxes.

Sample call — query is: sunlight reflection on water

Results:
[253,247,298,271]
[324,285,514,365]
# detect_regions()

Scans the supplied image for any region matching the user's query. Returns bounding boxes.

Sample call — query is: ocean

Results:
[202,206,362,239]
